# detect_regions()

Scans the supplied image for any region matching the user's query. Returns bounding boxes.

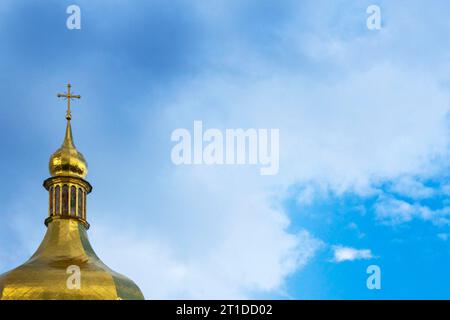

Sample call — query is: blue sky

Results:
[0,0,449,299]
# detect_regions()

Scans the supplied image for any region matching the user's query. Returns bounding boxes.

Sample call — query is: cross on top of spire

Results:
[57,82,81,120]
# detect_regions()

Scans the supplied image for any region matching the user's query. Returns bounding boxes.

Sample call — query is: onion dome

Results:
[49,120,88,179]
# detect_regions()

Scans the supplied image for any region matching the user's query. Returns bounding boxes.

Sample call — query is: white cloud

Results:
[96,2,450,297]
[331,246,374,263]
[123,56,450,296]
[389,176,435,199]
[85,143,326,298]
[160,60,450,196]
[297,185,316,205]
[92,204,323,299]
[113,15,450,296]
[374,197,419,224]
[374,196,450,225]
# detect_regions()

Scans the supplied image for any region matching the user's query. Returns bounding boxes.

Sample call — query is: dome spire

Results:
[63,118,75,149]
[49,83,88,179]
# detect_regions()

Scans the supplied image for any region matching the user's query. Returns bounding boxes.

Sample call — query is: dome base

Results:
[0,219,144,300]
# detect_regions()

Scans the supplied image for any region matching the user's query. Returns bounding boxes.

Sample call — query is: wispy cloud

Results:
[331,246,374,263]
[374,196,450,226]
[388,176,435,199]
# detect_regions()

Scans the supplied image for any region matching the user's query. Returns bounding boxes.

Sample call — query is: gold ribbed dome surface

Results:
[49,120,88,179]
[0,220,144,300]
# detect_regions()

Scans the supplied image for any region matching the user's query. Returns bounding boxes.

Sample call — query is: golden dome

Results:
[0,84,145,300]
[0,219,144,300]
[49,120,88,179]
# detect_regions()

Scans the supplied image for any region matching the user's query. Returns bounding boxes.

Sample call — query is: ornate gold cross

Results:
[57,83,81,120]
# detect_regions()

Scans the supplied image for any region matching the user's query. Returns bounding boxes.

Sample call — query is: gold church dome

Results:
[49,83,87,179]
[49,120,88,179]
[0,83,144,300]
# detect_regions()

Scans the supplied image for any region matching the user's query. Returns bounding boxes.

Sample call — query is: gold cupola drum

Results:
[0,84,144,300]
